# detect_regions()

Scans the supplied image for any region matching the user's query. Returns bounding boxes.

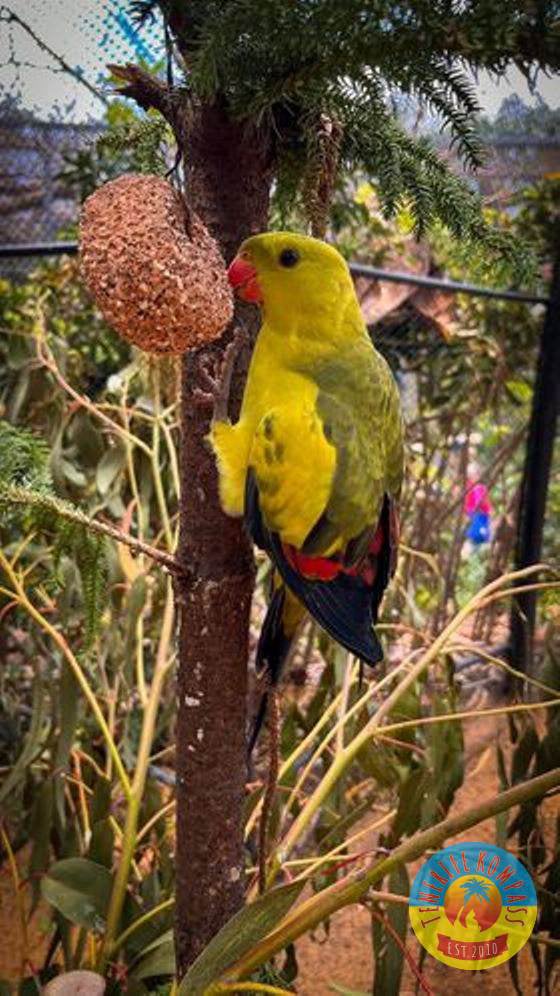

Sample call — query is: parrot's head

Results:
[227,232,360,335]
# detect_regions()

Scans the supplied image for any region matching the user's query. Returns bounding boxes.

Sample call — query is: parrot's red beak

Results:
[227,255,263,304]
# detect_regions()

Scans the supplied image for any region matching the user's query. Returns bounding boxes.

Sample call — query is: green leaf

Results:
[372,866,409,996]
[391,768,430,840]
[178,880,305,995]
[96,444,126,496]
[131,930,175,980]
[53,660,80,825]
[511,724,539,784]
[91,775,113,823]
[505,379,533,405]
[88,819,114,870]
[29,780,54,908]
[70,413,105,468]
[124,576,148,677]
[61,460,87,488]
[0,676,49,806]
[356,741,400,789]
[41,858,113,932]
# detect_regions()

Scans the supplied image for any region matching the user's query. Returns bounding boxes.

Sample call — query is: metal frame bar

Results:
[0,240,550,305]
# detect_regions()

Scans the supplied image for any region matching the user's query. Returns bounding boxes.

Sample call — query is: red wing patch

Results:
[282,517,385,586]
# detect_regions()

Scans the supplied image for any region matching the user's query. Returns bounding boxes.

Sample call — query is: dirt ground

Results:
[0,844,51,981]
[0,702,557,993]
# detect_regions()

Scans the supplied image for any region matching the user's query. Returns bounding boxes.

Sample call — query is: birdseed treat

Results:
[80,174,233,354]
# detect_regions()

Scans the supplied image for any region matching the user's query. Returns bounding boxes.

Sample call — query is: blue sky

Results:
[1,0,559,123]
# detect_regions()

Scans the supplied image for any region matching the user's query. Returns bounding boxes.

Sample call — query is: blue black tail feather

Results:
[245,470,385,665]
[244,470,389,754]
[269,532,384,665]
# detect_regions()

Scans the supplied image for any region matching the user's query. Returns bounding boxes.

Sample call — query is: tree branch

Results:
[108,62,186,136]
[4,484,180,575]
[2,6,108,106]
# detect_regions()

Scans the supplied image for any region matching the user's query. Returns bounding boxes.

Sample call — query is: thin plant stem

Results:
[211,986,295,995]
[111,896,175,952]
[162,416,181,499]
[8,532,37,567]
[370,907,434,996]
[99,580,175,969]
[105,679,119,783]
[259,690,280,894]
[244,679,350,838]
[122,378,146,541]
[0,552,131,798]
[335,651,353,755]
[448,641,560,698]
[299,809,396,879]
[136,611,148,707]
[137,799,176,843]
[531,934,560,951]
[476,580,560,608]
[72,751,91,847]
[211,985,295,995]
[73,928,88,970]
[36,329,150,455]
[277,565,554,862]
[151,364,175,551]
[4,484,179,574]
[379,695,560,737]
[75,749,107,780]
[279,655,412,829]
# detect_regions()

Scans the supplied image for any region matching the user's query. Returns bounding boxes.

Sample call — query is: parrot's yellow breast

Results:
[209,323,337,546]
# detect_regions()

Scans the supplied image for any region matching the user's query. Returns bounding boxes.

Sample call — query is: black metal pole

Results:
[509,243,560,675]
[0,241,549,306]
[349,261,548,306]
[0,241,78,258]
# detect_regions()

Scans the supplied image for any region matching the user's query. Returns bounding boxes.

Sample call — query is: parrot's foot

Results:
[193,326,249,421]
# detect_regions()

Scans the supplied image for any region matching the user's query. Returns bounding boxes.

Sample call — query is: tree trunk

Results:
[509,244,560,675]
[175,103,271,975]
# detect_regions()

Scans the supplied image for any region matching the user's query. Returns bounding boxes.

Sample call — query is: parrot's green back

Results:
[308,337,404,554]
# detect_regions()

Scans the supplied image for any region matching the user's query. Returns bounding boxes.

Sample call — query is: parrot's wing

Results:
[246,403,338,550]
[308,351,404,556]
[245,468,384,666]
[244,351,403,667]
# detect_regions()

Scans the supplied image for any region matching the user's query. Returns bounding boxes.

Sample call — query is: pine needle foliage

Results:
[0,422,108,647]
[128,1,558,275]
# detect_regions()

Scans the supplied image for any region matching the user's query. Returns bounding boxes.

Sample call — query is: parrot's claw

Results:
[194,326,249,422]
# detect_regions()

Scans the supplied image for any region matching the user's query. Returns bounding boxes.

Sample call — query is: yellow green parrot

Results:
[209,232,404,747]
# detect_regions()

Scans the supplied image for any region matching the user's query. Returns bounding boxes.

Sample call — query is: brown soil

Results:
[0,844,51,981]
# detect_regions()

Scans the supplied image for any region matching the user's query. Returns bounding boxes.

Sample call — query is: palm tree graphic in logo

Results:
[444,876,502,932]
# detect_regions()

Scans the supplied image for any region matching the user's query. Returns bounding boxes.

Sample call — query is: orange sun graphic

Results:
[444,875,502,933]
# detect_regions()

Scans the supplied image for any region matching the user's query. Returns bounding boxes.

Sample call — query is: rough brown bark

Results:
[509,243,560,675]
[174,102,272,975]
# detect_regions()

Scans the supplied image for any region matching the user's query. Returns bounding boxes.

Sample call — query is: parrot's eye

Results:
[278,248,300,268]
